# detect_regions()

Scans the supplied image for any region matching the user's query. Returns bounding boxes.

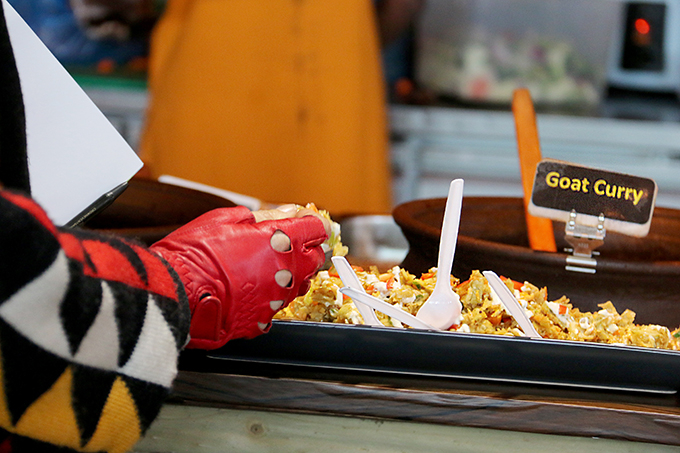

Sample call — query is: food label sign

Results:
[529,159,657,237]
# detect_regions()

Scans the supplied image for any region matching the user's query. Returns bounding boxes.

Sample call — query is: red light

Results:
[635,18,651,35]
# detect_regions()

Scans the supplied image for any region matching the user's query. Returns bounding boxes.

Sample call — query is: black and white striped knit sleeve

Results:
[0,189,191,453]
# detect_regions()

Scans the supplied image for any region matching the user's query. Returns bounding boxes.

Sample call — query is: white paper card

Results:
[3,0,143,226]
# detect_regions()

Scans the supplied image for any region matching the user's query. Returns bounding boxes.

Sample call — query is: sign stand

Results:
[529,158,658,274]
[563,210,606,274]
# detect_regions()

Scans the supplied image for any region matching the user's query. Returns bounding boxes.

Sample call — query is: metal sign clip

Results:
[564,210,606,274]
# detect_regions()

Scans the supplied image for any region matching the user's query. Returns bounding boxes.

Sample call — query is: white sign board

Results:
[3,0,143,226]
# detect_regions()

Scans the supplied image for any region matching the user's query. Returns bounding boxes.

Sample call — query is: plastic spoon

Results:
[339,287,436,331]
[415,179,464,329]
[482,270,542,339]
[331,256,383,326]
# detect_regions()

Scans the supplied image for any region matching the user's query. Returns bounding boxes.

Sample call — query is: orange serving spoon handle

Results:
[512,88,557,253]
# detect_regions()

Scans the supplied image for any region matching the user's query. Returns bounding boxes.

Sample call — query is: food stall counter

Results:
[133,367,680,453]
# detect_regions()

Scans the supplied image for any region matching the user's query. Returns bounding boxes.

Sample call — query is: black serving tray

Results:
[203,320,680,395]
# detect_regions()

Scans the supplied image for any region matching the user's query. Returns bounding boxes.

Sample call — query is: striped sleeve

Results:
[0,190,190,453]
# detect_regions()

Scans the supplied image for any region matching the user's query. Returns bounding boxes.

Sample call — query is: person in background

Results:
[63,0,424,216]
[139,0,412,216]
[0,2,329,451]
[376,0,425,93]
[7,0,152,70]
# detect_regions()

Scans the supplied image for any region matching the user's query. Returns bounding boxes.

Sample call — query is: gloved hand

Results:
[150,206,328,349]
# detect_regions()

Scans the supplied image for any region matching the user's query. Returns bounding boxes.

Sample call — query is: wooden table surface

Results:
[163,360,680,448]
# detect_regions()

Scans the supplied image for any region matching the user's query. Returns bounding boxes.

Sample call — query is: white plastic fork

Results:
[483,270,542,339]
[331,256,383,326]
[338,287,436,330]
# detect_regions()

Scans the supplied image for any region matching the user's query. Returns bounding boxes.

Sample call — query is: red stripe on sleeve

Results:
[130,244,182,301]
[81,239,147,289]
[1,191,57,235]
[79,239,181,301]
[57,231,86,263]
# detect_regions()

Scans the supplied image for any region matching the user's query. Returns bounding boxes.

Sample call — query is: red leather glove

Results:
[150,206,327,349]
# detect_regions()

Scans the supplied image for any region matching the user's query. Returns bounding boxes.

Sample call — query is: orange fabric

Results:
[14,368,82,450]
[83,377,141,453]
[140,0,393,215]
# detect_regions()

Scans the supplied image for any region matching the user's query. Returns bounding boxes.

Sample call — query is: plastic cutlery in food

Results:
[339,287,436,331]
[482,270,542,339]
[331,256,383,326]
[415,179,464,329]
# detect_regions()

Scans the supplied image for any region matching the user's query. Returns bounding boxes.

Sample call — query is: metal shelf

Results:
[390,104,680,208]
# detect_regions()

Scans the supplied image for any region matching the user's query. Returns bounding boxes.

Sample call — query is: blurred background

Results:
[10,0,680,210]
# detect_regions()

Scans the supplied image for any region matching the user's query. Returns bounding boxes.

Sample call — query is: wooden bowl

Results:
[393,197,680,327]
[83,178,236,245]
